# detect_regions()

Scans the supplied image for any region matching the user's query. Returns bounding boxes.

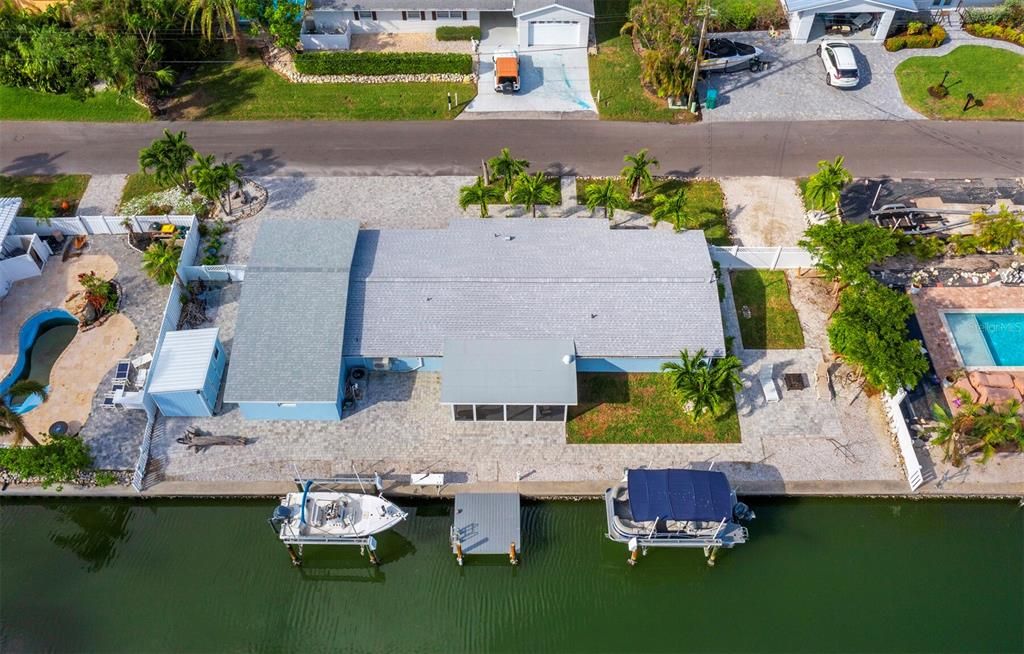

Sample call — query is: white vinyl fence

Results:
[710,246,817,270]
[131,413,162,491]
[13,215,195,237]
[181,264,246,283]
[883,390,925,492]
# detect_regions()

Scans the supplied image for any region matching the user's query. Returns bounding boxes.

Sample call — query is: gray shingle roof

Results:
[514,0,594,17]
[312,0,513,10]
[344,220,725,359]
[224,220,360,404]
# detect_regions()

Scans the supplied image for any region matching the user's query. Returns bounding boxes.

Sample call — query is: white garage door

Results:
[527,20,579,46]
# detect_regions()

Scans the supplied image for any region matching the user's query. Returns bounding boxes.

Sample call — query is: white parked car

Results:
[817,39,860,88]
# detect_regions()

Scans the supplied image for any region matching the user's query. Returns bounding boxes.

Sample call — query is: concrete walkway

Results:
[76,174,127,215]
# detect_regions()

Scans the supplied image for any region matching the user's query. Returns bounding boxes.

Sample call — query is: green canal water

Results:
[1,497,1021,653]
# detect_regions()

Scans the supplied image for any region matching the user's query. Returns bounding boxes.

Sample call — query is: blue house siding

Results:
[576,357,675,373]
[237,402,342,421]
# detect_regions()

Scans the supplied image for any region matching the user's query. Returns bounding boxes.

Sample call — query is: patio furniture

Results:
[815,360,833,401]
[759,364,780,403]
[784,373,807,391]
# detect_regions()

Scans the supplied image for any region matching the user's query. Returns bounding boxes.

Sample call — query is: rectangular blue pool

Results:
[945,311,1024,367]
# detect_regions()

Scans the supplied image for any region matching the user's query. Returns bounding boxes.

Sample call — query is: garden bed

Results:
[566,373,741,444]
[730,270,805,349]
[0,174,90,217]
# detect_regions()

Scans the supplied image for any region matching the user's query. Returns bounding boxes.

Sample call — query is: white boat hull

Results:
[277,491,407,543]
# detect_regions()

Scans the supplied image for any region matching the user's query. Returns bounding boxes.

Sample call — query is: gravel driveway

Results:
[699,31,923,122]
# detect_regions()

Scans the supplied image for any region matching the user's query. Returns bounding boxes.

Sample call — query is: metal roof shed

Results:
[148,328,226,417]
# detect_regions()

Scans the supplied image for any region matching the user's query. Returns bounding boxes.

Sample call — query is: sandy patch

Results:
[719,176,807,246]
[350,33,473,54]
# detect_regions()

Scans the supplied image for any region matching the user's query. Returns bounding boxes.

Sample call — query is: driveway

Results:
[463,11,596,117]
[698,31,922,122]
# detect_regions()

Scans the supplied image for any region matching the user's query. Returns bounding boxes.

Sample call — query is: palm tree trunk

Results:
[20,428,39,447]
[233,14,246,56]
[532,203,537,218]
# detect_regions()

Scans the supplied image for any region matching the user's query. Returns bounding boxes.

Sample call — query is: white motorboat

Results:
[271,478,408,546]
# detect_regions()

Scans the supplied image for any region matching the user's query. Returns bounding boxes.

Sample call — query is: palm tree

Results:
[139,130,195,193]
[805,156,852,218]
[186,0,245,55]
[487,148,529,201]
[217,161,244,216]
[661,349,743,419]
[142,241,186,290]
[584,179,629,220]
[189,154,231,216]
[651,189,688,231]
[621,149,659,201]
[0,381,49,446]
[458,176,502,218]
[510,173,559,218]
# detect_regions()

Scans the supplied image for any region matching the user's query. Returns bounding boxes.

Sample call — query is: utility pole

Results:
[687,0,713,113]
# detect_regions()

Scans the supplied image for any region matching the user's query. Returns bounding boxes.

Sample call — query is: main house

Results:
[223,219,724,422]
[301,0,594,51]
[781,0,998,43]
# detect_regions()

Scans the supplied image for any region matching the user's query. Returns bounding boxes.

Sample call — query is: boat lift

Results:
[450,493,521,566]
[269,474,398,567]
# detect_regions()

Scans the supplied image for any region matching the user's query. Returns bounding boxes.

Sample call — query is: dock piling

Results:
[286,544,302,567]
[456,541,464,566]
[627,537,638,566]
[509,543,518,566]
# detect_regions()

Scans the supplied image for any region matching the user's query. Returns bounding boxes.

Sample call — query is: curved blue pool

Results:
[1,308,79,414]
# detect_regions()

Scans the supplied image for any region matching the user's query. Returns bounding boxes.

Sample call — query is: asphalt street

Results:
[1,119,1022,178]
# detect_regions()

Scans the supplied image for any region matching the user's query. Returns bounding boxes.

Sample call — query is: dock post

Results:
[285,544,302,567]
[367,536,380,566]
[509,543,518,566]
[456,541,464,566]
[627,537,639,566]
[706,546,719,567]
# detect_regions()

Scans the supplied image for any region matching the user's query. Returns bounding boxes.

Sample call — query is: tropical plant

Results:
[139,130,195,193]
[31,200,55,225]
[237,0,303,49]
[186,0,245,54]
[216,161,244,215]
[930,392,1024,466]
[621,149,659,201]
[0,431,94,489]
[487,148,529,202]
[0,380,48,447]
[458,176,502,218]
[799,220,903,295]
[827,280,929,394]
[804,156,853,217]
[141,240,185,288]
[621,0,701,99]
[584,179,629,220]
[651,189,688,231]
[78,271,118,315]
[510,173,558,218]
[189,153,232,215]
[661,348,743,419]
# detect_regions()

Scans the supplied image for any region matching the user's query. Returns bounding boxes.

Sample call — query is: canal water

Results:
[1,497,1021,653]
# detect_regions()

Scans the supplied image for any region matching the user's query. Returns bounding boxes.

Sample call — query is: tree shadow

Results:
[569,373,630,420]
[46,501,132,572]
[164,59,262,122]
[261,174,317,212]
[2,151,67,176]
[234,148,286,177]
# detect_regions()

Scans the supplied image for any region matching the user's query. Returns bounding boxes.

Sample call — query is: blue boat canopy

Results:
[627,469,733,523]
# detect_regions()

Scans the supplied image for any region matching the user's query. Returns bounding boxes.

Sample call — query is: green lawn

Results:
[0,87,149,122]
[730,270,805,349]
[0,174,91,215]
[894,46,1024,120]
[167,55,476,121]
[588,0,688,122]
[576,177,731,244]
[567,373,741,444]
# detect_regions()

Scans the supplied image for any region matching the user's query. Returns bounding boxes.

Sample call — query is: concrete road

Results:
[1,119,1022,178]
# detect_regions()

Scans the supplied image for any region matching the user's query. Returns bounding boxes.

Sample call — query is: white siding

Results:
[332,9,481,34]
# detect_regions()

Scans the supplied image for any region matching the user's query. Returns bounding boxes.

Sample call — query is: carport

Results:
[783,0,916,43]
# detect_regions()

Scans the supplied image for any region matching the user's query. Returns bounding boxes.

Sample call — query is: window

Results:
[213,348,220,360]
[454,405,474,421]
[506,405,534,421]
[404,10,423,19]
[357,10,373,19]
[435,10,459,18]
[536,405,566,422]
[475,405,504,421]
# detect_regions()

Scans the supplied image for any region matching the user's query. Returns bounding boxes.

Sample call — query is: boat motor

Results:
[733,502,755,522]
[270,505,292,531]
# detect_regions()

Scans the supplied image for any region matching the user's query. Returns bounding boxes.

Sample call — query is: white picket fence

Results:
[883,390,925,492]
[13,214,195,237]
[710,246,816,270]
[131,413,161,491]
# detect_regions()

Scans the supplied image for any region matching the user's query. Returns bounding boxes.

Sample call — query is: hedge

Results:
[964,22,1024,45]
[436,25,481,41]
[884,25,947,51]
[294,51,473,76]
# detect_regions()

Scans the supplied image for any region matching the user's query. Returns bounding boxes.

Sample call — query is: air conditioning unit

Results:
[370,357,391,371]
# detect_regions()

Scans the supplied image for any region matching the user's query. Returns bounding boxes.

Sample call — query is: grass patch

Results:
[0,87,149,122]
[119,173,173,208]
[730,270,805,349]
[894,46,1024,120]
[567,373,741,444]
[588,0,690,122]
[710,0,787,31]
[576,177,730,244]
[0,174,90,216]
[167,55,476,121]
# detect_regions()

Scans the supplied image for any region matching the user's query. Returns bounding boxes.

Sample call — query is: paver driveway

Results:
[699,31,922,122]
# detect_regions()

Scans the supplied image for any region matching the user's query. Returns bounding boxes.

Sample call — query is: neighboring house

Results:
[780,0,998,43]
[224,218,724,423]
[0,198,51,299]
[301,0,593,51]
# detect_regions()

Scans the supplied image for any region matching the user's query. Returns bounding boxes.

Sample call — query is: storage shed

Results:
[148,328,226,417]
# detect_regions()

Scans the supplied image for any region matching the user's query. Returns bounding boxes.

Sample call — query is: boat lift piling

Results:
[450,493,521,567]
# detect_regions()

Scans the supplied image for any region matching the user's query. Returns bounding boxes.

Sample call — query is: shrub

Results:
[884,24,946,50]
[710,0,786,31]
[94,471,118,487]
[907,20,926,35]
[902,235,947,260]
[436,25,481,41]
[965,22,1024,45]
[293,51,473,76]
[885,37,906,51]
[0,434,94,490]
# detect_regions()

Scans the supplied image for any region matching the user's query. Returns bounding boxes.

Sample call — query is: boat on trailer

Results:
[269,476,408,566]
[605,468,754,566]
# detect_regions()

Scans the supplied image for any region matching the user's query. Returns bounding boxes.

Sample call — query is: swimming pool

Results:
[0,308,79,414]
[944,311,1024,368]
